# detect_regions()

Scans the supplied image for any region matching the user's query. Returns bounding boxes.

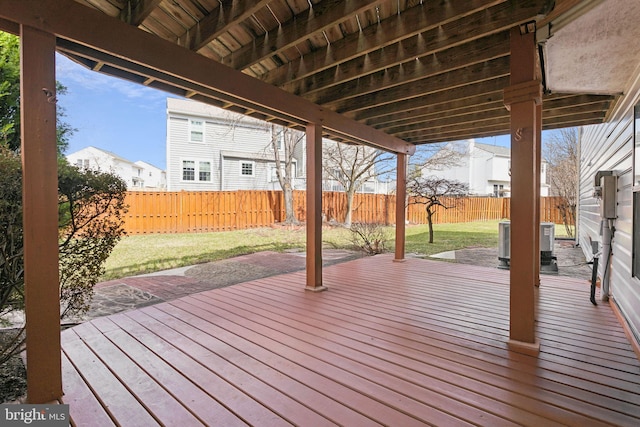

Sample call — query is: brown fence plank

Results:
[122,192,571,234]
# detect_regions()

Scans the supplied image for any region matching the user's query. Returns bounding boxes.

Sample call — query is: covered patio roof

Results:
[0,0,620,147]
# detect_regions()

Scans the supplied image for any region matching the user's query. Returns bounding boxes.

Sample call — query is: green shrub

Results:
[0,147,127,363]
[57,160,128,317]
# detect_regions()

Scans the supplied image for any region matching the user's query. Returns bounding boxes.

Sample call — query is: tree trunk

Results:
[282,183,298,225]
[345,188,356,227]
[427,207,434,243]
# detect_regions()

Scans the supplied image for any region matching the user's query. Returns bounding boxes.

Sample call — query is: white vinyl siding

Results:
[579,88,640,343]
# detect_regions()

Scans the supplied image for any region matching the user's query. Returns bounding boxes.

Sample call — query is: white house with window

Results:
[134,160,167,190]
[166,97,305,191]
[167,97,392,193]
[66,146,166,190]
[420,140,549,197]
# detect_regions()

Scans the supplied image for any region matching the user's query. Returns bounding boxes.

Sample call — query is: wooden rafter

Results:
[306,32,510,106]
[336,57,510,114]
[220,0,388,70]
[390,97,613,137]
[120,0,162,26]
[178,0,270,53]
[282,1,548,97]
[403,111,609,144]
[356,76,511,121]
[377,99,506,130]
[259,0,505,87]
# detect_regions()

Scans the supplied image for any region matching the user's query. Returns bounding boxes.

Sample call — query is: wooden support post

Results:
[305,123,326,292]
[394,153,407,262]
[503,25,541,352]
[20,25,63,402]
[535,102,542,284]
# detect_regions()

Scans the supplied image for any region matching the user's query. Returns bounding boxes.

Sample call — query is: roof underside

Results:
[1,0,627,147]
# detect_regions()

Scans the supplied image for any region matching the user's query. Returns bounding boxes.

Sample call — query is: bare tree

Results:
[408,142,466,178]
[407,176,469,243]
[322,141,393,226]
[544,128,578,237]
[269,125,304,225]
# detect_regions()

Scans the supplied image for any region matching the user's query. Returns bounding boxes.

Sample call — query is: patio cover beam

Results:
[0,0,415,156]
[20,25,62,403]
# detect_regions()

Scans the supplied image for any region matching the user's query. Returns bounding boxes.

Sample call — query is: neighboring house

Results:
[134,161,167,190]
[420,140,549,197]
[166,97,305,191]
[166,97,388,193]
[66,146,166,191]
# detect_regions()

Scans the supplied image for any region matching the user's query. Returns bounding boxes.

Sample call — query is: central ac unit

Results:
[540,222,555,253]
[497,221,558,273]
[498,221,510,268]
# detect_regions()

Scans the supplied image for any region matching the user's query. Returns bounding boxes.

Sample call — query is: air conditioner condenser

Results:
[497,221,559,274]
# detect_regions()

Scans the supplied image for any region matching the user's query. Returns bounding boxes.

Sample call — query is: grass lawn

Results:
[102,220,573,280]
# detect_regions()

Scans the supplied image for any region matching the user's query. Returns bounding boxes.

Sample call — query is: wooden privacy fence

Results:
[122,191,571,234]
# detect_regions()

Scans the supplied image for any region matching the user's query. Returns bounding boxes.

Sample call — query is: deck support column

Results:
[504,25,542,352]
[20,25,63,402]
[394,153,407,262]
[305,123,326,292]
[535,102,542,284]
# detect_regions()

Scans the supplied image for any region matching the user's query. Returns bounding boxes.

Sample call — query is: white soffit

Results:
[544,0,640,95]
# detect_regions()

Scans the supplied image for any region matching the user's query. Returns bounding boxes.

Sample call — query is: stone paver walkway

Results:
[85,250,362,320]
[85,243,592,321]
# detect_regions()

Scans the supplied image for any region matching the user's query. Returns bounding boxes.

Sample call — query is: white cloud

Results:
[55,53,166,103]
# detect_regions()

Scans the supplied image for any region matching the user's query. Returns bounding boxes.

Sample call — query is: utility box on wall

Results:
[600,174,617,219]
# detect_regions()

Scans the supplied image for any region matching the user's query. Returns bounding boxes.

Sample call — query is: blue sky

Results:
[55,53,511,171]
[56,54,168,169]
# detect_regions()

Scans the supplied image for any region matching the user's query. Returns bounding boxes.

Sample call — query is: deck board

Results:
[215,278,640,422]
[62,256,640,426]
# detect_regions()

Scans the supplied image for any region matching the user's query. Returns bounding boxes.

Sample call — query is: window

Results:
[276,132,284,151]
[182,159,213,182]
[182,160,195,181]
[269,164,279,182]
[189,119,204,142]
[633,103,640,277]
[269,163,295,182]
[76,159,90,169]
[241,161,254,176]
[493,184,504,197]
[199,161,211,181]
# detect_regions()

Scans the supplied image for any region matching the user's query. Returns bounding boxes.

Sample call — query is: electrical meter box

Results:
[601,174,617,219]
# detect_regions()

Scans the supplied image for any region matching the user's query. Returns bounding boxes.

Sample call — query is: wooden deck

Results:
[60,256,640,426]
